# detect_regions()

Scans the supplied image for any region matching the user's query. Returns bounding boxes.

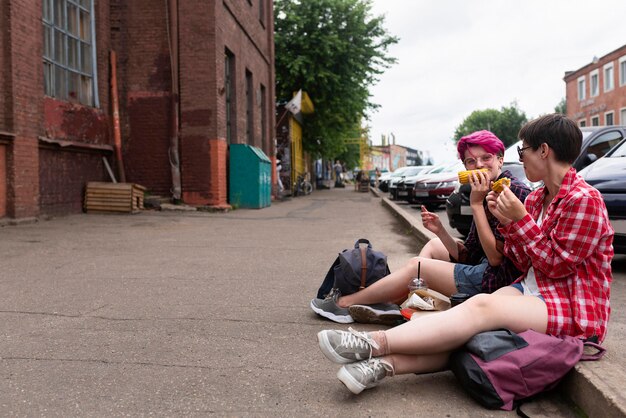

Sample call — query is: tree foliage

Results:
[453,103,528,148]
[554,97,566,115]
[274,0,398,160]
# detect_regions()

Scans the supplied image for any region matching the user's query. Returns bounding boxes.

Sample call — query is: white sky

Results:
[367,0,626,164]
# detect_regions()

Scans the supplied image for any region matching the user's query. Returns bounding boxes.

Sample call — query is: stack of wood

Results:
[84,182,146,214]
[358,179,370,192]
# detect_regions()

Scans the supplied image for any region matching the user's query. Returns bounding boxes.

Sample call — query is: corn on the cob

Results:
[458,169,489,184]
[491,177,511,193]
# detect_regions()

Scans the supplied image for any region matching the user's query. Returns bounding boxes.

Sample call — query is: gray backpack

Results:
[316,238,390,299]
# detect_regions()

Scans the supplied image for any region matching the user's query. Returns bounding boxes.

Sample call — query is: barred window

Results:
[43,0,98,107]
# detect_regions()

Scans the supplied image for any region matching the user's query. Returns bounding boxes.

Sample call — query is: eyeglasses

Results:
[517,145,533,160]
[463,153,495,168]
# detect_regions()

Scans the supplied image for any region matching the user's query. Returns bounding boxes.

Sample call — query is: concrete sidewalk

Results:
[375,187,626,417]
[0,186,622,416]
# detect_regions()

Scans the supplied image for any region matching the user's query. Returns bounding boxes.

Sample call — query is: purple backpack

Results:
[449,329,605,410]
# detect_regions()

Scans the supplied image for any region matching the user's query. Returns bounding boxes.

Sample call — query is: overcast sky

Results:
[367,0,626,164]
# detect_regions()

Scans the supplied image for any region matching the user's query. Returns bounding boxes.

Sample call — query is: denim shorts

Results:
[510,282,545,301]
[453,260,488,296]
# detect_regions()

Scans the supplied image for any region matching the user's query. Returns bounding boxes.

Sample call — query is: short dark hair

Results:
[518,114,582,163]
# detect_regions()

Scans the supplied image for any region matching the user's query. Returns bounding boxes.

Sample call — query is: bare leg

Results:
[384,352,450,375]
[418,237,453,260]
[337,256,457,307]
[383,288,548,356]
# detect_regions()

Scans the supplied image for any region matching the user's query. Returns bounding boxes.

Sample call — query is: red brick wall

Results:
[177,0,275,206]
[565,45,626,126]
[43,99,110,143]
[37,1,112,216]
[217,0,274,149]
[0,0,11,132]
[111,0,173,196]
[0,145,6,217]
[125,94,172,194]
[39,147,107,215]
[178,2,217,204]
[4,0,44,218]
[0,0,113,218]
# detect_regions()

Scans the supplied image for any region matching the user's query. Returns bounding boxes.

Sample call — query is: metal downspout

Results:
[166,0,182,202]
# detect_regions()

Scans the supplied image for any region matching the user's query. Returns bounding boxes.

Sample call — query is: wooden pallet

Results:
[84,182,146,214]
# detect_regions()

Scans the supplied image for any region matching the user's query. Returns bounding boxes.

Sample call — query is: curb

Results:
[561,350,626,418]
[371,185,626,417]
[370,186,435,247]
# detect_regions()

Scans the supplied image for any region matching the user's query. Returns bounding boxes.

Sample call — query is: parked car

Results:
[389,166,429,199]
[574,126,626,171]
[377,170,394,191]
[579,138,626,253]
[393,165,435,201]
[409,161,464,209]
[383,166,411,195]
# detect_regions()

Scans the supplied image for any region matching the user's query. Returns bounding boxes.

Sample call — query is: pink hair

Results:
[457,130,505,160]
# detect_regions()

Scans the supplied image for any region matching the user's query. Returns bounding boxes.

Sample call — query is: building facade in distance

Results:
[564,44,626,127]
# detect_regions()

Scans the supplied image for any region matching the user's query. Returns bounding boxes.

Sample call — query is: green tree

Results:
[554,97,566,114]
[453,102,528,148]
[274,0,398,159]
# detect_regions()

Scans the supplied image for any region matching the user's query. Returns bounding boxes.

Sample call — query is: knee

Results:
[407,256,422,270]
[463,293,494,319]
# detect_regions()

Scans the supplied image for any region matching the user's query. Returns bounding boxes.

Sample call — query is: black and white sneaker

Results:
[310,288,354,323]
[348,303,404,326]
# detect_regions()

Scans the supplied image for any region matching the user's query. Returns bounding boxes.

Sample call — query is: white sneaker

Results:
[337,358,394,394]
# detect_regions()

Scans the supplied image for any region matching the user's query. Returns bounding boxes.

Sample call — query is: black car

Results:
[574,126,626,171]
[389,166,429,200]
[579,138,626,254]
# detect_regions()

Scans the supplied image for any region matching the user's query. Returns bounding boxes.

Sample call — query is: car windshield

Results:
[423,163,449,174]
[402,166,426,176]
[390,167,410,177]
[503,140,522,163]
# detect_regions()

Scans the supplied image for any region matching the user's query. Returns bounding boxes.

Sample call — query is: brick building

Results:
[0,0,274,219]
[565,44,626,127]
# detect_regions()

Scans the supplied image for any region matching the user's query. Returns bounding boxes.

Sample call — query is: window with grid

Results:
[43,0,97,106]
[604,63,614,92]
[590,70,599,97]
[578,76,586,101]
[605,112,614,126]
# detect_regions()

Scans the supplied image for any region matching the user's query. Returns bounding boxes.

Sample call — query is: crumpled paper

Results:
[402,288,452,312]
[406,293,436,310]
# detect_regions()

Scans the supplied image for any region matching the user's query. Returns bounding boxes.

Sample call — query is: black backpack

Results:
[316,238,391,299]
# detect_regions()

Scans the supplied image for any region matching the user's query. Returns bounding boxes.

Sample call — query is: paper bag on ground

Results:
[401,288,451,311]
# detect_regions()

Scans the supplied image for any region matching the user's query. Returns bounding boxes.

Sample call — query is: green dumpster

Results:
[229,144,271,208]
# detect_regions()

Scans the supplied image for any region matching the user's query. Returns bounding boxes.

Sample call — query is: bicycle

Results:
[293,172,313,197]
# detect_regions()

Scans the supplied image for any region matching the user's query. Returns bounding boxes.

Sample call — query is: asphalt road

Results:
[0,188,601,417]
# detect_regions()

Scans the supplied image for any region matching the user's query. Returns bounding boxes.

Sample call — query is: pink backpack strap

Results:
[580,341,606,361]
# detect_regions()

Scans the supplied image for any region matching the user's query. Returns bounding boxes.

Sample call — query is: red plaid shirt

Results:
[499,168,613,342]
